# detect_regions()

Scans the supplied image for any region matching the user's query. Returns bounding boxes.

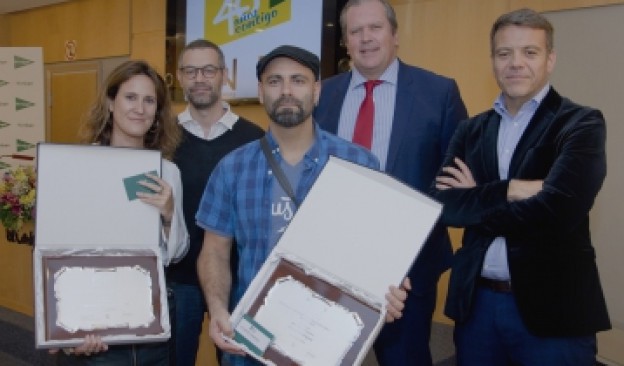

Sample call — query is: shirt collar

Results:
[265,122,325,167]
[177,101,238,130]
[494,84,551,117]
[349,58,399,90]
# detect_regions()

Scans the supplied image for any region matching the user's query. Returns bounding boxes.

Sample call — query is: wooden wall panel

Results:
[0,15,9,46]
[132,0,166,33]
[8,0,130,63]
[392,0,506,115]
[130,0,167,85]
[0,229,35,316]
[131,31,166,74]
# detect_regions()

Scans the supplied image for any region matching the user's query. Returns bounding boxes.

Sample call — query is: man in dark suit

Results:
[433,8,610,365]
[314,1,467,364]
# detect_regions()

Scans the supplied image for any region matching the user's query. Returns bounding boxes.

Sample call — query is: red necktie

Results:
[352,80,382,149]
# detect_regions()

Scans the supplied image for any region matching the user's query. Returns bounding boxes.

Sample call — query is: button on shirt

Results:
[481,84,551,280]
[177,101,238,140]
[336,58,398,170]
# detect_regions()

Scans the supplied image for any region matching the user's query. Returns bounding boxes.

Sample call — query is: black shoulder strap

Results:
[260,136,299,207]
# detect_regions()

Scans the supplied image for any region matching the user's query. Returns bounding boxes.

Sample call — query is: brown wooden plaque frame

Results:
[242,258,380,366]
[41,250,164,344]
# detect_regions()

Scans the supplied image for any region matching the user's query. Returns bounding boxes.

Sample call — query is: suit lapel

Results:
[320,73,352,134]
[386,62,413,172]
[508,88,561,176]
[482,111,502,180]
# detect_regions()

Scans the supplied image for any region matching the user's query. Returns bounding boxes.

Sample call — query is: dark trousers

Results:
[168,282,207,366]
[455,287,597,366]
[56,342,169,366]
[374,287,437,366]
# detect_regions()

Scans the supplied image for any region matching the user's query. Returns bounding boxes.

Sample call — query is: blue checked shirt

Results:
[195,123,379,366]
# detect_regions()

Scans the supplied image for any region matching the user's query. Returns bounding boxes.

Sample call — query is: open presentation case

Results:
[228,156,443,365]
[33,143,169,348]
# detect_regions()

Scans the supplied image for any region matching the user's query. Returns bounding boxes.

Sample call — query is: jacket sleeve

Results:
[161,160,190,265]
[432,108,606,237]
[483,108,606,234]
[431,117,510,228]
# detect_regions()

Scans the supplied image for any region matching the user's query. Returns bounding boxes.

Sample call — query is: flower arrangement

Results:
[0,165,36,231]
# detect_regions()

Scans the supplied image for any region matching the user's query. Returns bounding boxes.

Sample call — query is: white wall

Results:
[545,5,624,365]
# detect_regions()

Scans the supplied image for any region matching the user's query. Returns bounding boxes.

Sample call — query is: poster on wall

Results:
[0,47,44,170]
[186,0,323,102]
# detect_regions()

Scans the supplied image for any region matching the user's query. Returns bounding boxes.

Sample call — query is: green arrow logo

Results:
[0,80,9,87]
[14,55,34,69]
[16,139,36,152]
[269,0,286,7]
[0,120,10,128]
[16,98,35,111]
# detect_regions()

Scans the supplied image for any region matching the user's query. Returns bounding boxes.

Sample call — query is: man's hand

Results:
[507,179,543,201]
[436,157,476,190]
[208,308,245,356]
[385,277,411,323]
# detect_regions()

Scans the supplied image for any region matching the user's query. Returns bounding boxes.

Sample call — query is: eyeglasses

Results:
[179,65,223,79]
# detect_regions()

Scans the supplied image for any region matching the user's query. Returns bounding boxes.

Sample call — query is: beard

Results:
[267,96,310,128]
[186,83,220,110]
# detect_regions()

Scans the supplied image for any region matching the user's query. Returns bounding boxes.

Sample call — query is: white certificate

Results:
[254,276,363,365]
[54,266,154,333]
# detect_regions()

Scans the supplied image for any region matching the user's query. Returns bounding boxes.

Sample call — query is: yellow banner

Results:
[205,0,291,46]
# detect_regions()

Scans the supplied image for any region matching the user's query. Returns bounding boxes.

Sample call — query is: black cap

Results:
[256,45,320,81]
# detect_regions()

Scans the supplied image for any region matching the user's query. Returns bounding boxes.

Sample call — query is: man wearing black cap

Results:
[196,45,410,366]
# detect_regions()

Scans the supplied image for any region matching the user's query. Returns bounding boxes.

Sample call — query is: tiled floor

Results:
[360,322,456,366]
[0,306,55,365]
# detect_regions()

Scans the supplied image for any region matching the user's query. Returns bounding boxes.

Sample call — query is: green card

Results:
[233,314,274,357]
[123,170,158,201]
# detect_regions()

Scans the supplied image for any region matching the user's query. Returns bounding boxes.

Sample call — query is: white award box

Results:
[228,156,442,365]
[33,143,169,348]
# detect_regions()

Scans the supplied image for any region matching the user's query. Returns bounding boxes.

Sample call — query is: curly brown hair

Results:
[80,60,180,159]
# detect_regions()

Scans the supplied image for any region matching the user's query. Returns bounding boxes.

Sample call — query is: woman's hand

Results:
[136,172,174,224]
[48,334,108,356]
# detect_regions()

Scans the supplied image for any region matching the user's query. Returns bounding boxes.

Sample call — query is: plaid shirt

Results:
[195,123,379,366]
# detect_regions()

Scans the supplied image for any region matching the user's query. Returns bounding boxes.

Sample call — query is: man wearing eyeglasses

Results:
[169,39,265,366]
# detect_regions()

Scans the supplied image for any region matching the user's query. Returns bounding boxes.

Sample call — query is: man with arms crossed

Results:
[315,1,468,364]
[433,8,610,365]
[169,39,265,366]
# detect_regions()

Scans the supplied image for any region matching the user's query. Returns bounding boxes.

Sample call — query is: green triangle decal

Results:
[0,80,9,87]
[14,55,34,69]
[269,0,286,7]
[16,98,35,111]
[16,139,36,152]
[0,120,10,128]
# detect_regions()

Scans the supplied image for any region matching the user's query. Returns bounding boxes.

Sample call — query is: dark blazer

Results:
[433,87,611,337]
[315,60,468,292]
